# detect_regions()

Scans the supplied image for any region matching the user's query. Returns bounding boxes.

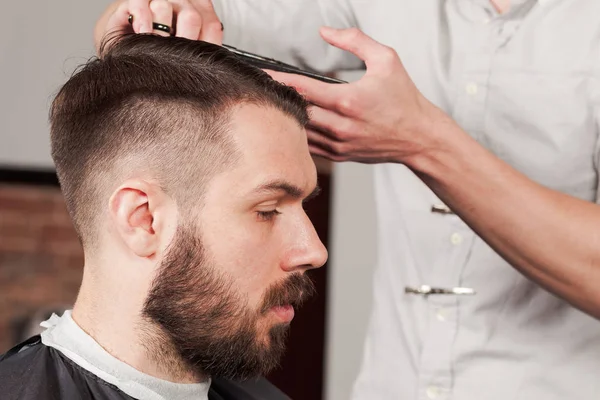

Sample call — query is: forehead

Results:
[220,103,317,192]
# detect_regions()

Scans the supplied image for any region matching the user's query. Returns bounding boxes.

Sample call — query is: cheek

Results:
[204,218,284,306]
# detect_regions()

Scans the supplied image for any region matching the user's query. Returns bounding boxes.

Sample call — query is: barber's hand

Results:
[94,0,222,54]
[267,27,443,164]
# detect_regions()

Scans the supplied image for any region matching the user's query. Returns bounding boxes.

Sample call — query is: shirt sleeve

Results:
[213,0,364,72]
[593,57,600,203]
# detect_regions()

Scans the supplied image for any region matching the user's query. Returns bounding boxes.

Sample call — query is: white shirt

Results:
[41,311,211,400]
[214,1,600,399]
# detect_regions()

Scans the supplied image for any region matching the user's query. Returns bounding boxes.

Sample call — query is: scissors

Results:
[127,15,346,84]
[222,44,347,84]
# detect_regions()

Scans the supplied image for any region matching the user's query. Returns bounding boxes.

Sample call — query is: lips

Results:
[260,274,316,315]
[261,292,305,314]
[270,305,295,322]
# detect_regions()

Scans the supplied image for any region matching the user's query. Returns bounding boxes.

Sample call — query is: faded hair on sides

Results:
[49,34,309,248]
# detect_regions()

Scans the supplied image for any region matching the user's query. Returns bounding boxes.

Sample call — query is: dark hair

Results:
[50,34,309,247]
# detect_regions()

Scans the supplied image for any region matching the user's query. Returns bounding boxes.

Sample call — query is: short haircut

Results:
[50,34,309,248]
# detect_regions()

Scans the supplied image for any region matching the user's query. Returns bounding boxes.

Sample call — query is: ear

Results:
[108,179,176,258]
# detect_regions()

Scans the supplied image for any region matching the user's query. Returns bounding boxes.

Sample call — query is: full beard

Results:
[142,225,315,381]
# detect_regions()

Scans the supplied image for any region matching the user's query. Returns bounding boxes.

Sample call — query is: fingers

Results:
[99,0,222,46]
[169,0,202,39]
[129,0,153,33]
[309,145,337,161]
[149,0,174,37]
[306,105,363,162]
[319,27,398,73]
[164,0,223,43]
[104,2,133,38]
[308,134,344,162]
[265,70,344,110]
[307,129,345,155]
[308,105,351,141]
[190,0,223,44]
[96,1,132,54]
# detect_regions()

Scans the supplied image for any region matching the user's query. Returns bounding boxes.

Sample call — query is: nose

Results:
[281,213,329,272]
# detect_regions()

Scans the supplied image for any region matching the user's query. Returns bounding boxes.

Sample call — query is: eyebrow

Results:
[253,180,321,201]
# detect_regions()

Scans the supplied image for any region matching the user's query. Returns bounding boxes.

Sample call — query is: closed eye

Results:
[257,210,281,221]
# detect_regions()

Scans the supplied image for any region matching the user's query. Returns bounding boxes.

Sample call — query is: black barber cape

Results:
[0,336,290,400]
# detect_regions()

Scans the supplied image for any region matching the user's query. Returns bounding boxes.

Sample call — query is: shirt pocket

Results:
[482,71,598,200]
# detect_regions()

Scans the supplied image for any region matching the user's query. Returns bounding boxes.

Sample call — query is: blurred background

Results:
[0,2,376,399]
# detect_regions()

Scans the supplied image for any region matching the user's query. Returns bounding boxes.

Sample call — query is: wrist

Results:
[398,101,460,172]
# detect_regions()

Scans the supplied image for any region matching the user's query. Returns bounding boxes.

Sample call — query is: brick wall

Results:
[0,183,83,352]
[0,169,331,399]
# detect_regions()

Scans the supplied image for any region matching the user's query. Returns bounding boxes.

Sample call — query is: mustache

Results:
[260,273,316,314]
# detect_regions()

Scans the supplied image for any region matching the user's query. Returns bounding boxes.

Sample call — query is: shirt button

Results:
[465,82,478,95]
[436,308,447,321]
[427,386,441,399]
[450,232,463,245]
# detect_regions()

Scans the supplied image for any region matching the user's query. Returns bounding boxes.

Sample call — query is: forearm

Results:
[408,109,600,318]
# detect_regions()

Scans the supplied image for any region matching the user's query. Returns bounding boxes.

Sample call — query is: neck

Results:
[490,0,511,14]
[138,320,208,383]
[72,267,208,384]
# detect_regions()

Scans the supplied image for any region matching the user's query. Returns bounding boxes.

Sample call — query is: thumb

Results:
[319,27,394,72]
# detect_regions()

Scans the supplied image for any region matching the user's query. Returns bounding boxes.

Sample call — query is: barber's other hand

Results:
[94,0,222,54]
[267,27,444,164]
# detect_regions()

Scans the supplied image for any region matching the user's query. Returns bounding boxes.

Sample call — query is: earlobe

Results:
[109,181,160,258]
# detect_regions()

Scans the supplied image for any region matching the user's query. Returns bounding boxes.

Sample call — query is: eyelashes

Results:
[256,197,315,222]
[257,210,282,221]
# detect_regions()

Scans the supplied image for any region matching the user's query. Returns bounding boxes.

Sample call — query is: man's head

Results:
[50,34,328,380]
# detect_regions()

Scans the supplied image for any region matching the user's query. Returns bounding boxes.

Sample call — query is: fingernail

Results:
[139,24,151,34]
